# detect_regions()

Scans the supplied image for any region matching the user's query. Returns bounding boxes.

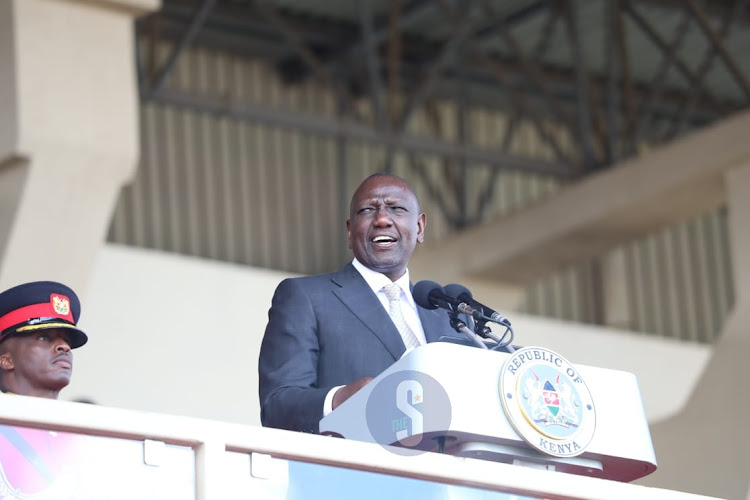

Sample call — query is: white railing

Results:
[0,395,716,500]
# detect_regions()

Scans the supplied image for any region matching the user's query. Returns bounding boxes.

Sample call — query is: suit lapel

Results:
[331,264,405,361]
[418,303,451,343]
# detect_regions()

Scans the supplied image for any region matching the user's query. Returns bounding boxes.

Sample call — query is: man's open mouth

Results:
[372,235,397,245]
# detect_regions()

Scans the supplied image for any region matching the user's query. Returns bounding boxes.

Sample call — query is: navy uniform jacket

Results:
[258,263,461,433]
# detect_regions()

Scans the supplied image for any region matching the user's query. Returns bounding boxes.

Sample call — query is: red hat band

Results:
[0,293,75,333]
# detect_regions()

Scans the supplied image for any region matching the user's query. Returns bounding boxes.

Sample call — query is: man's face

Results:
[0,329,73,394]
[347,175,425,281]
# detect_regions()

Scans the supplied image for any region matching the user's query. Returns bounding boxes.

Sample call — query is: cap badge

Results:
[51,294,70,316]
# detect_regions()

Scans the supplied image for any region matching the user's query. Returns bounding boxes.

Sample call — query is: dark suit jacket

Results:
[258,263,462,433]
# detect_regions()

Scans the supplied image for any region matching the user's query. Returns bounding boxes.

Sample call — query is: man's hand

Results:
[332,376,374,410]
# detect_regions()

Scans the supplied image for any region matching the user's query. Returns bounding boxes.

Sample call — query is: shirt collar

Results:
[352,259,415,307]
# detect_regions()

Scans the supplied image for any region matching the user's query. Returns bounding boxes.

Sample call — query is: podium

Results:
[319,342,657,483]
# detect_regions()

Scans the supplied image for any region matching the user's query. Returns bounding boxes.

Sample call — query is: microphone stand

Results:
[449,314,488,350]
[475,319,515,353]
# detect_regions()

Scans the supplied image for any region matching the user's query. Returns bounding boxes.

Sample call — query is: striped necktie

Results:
[382,283,421,350]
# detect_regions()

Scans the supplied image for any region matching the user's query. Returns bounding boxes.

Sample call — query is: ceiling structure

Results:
[133,0,749,227]
[119,0,748,341]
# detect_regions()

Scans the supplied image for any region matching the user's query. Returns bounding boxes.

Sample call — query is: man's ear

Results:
[416,213,426,243]
[0,353,14,371]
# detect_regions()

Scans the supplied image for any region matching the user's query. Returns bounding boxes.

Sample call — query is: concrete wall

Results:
[66,243,711,427]
[634,162,750,500]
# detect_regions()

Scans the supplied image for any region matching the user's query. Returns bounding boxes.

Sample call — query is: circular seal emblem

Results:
[499,347,595,458]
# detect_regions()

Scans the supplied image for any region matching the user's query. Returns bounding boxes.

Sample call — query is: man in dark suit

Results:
[259,173,461,432]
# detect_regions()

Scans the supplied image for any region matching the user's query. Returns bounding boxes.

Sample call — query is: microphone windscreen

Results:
[444,283,472,301]
[412,280,442,310]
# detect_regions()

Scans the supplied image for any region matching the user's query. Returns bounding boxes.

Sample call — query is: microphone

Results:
[412,280,488,350]
[412,281,484,320]
[444,283,516,352]
[443,283,511,326]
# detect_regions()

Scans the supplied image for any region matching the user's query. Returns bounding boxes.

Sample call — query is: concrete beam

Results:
[76,0,159,16]
[411,110,750,286]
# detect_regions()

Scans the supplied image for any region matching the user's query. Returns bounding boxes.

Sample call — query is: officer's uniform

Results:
[0,281,88,496]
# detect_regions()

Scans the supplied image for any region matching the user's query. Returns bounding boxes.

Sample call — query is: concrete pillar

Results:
[726,165,750,304]
[601,248,632,329]
[0,0,159,292]
[637,162,750,499]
